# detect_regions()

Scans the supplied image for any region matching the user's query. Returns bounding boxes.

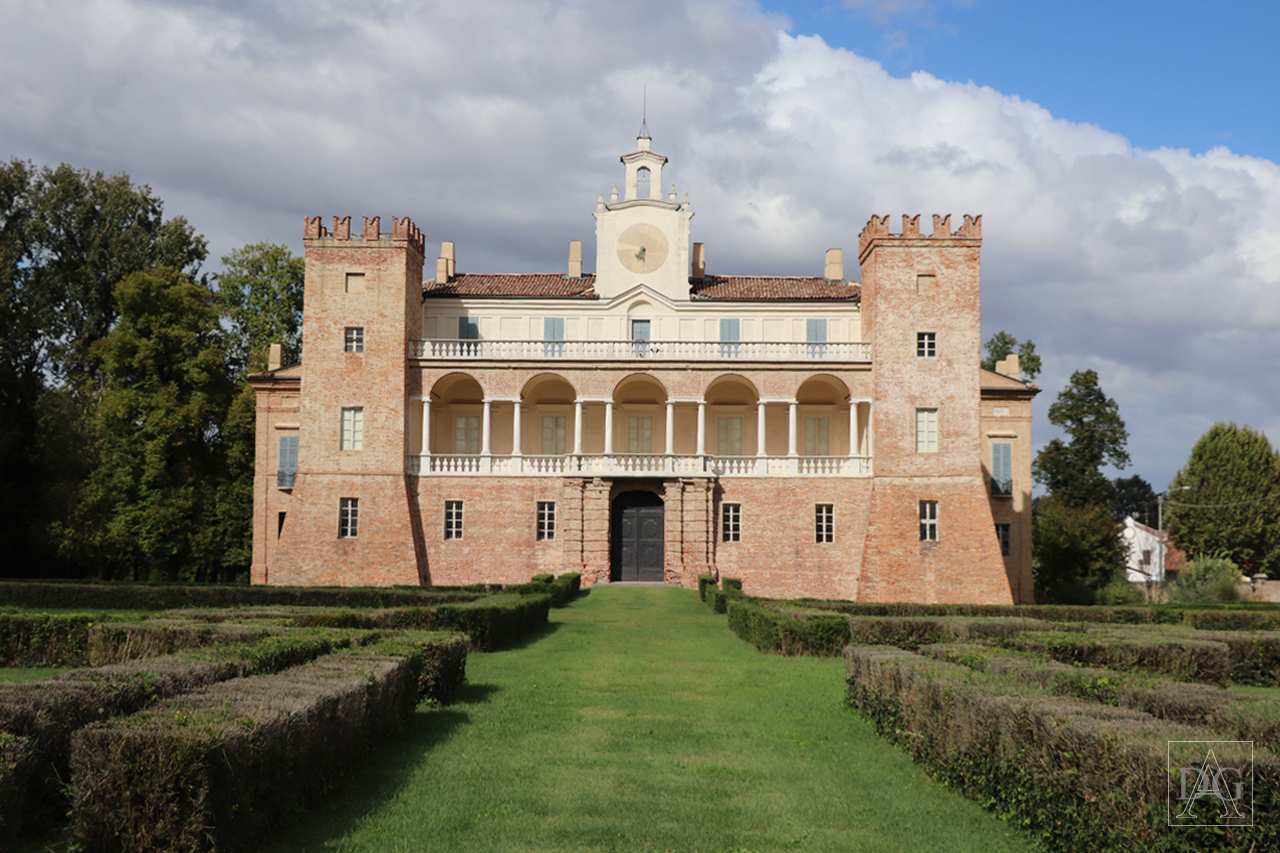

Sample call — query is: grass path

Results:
[266,587,1034,853]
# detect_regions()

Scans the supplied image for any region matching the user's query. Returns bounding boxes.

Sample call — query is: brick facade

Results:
[249,139,1038,602]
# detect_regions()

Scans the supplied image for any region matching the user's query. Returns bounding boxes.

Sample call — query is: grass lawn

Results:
[264,587,1033,853]
[0,667,66,682]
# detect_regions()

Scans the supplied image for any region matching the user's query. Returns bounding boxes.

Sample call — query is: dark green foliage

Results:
[1032,497,1126,603]
[214,242,304,379]
[1111,474,1157,525]
[0,579,484,610]
[0,160,207,577]
[980,330,1041,380]
[1182,609,1280,631]
[1166,422,1280,573]
[696,574,716,602]
[505,573,582,608]
[432,594,552,651]
[845,616,1056,650]
[67,654,420,852]
[1171,555,1243,603]
[999,629,1233,685]
[1033,369,1130,509]
[721,577,744,594]
[725,599,849,655]
[792,597,1158,624]
[351,634,468,706]
[845,645,1277,851]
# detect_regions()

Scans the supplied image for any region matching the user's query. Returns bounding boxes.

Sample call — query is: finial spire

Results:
[639,84,649,139]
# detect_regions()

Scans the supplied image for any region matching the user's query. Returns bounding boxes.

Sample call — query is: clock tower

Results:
[593,134,694,300]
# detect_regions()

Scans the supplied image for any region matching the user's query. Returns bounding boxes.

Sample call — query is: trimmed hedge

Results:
[846,644,1278,852]
[697,574,716,602]
[726,600,849,656]
[998,628,1235,685]
[0,614,270,669]
[0,580,485,612]
[347,633,469,706]
[796,599,1160,623]
[845,615,1060,651]
[0,631,361,841]
[432,594,552,651]
[68,654,421,852]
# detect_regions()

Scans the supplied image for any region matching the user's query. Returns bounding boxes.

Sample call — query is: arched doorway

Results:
[611,490,664,582]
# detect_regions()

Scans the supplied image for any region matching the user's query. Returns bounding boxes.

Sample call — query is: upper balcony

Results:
[409,339,872,362]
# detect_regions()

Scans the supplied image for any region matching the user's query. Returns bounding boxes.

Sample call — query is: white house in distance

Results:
[1122,515,1166,583]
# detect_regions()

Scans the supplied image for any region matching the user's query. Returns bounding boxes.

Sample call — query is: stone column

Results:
[481,398,492,474]
[604,400,614,455]
[573,399,584,455]
[665,400,675,455]
[512,398,523,472]
[696,400,706,456]
[422,396,431,456]
[788,400,798,457]
[756,400,766,458]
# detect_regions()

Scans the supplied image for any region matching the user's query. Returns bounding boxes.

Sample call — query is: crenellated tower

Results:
[257,215,426,586]
[857,213,1011,604]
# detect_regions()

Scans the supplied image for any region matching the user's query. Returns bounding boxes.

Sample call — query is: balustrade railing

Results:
[408,339,871,362]
[405,453,871,477]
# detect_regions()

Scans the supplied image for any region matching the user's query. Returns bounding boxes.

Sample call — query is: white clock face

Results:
[616,224,669,274]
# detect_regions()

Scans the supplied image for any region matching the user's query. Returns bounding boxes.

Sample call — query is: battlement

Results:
[303,215,425,256]
[858,213,981,260]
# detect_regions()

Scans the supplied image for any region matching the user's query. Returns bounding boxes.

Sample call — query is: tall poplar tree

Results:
[1165,423,1280,573]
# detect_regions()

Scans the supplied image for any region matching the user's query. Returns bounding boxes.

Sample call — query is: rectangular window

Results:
[631,319,651,356]
[717,417,742,456]
[444,500,464,540]
[537,501,556,541]
[277,511,286,538]
[719,318,740,358]
[806,318,827,357]
[543,316,565,356]
[915,408,938,453]
[344,272,365,294]
[338,497,359,538]
[995,523,1010,556]
[920,500,938,541]
[916,274,936,295]
[991,442,1013,496]
[722,503,741,542]
[458,316,479,355]
[541,416,566,455]
[344,326,364,353]
[455,416,480,454]
[340,407,364,451]
[815,503,834,543]
[804,417,830,456]
[628,416,653,453]
[277,435,298,488]
[916,331,935,358]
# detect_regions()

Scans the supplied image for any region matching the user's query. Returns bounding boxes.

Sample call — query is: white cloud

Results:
[1,0,1277,487]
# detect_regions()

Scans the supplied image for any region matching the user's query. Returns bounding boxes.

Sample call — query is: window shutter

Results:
[993,443,1012,495]
[277,436,298,488]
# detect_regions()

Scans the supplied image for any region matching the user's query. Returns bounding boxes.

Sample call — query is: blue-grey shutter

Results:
[277,435,298,488]
[992,443,1012,495]
[544,317,564,340]
[458,317,479,339]
[806,318,827,342]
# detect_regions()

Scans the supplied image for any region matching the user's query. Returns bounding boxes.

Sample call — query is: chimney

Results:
[442,241,456,279]
[996,353,1020,379]
[567,240,582,278]
[691,243,706,279]
[824,248,843,281]
[268,343,283,372]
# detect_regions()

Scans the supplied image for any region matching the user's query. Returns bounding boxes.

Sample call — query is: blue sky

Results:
[769,0,1280,163]
[1,0,1278,495]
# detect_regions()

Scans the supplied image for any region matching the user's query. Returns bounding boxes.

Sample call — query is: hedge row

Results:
[845,644,1278,852]
[0,631,367,843]
[724,599,849,656]
[920,642,1280,754]
[504,572,583,608]
[67,653,421,852]
[0,615,273,669]
[0,580,485,612]
[998,628,1243,686]
[844,615,1064,651]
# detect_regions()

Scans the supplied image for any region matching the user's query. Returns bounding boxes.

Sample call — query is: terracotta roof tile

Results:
[690,276,861,301]
[423,273,597,298]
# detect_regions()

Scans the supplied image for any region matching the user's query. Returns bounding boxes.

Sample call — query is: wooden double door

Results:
[611,491,664,582]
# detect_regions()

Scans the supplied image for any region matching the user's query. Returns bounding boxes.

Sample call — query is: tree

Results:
[215,242,305,378]
[1032,497,1127,604]
[1164,422,1280,573]
[1033,369,1130,509]
[1112,474,1157,526]
[57,267,232,581]
[0,159,207,575]
[981,330,1041,380]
